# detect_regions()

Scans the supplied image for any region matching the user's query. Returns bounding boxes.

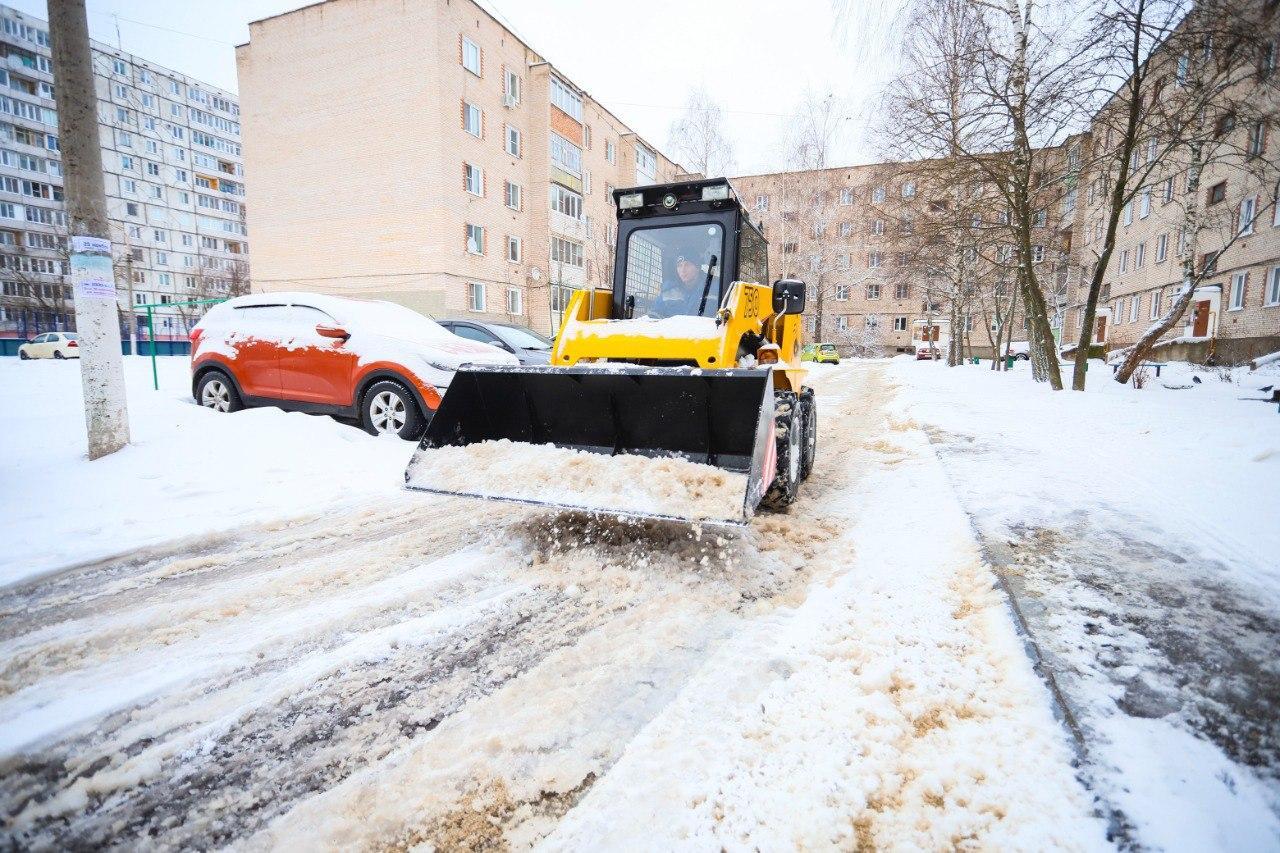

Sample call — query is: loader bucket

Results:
[404,365,776,525]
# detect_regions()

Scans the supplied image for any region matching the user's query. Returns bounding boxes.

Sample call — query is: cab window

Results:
[623,222,724,319]
[738,222,768,286]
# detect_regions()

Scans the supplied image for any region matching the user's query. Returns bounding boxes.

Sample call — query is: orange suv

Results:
[190,293,517,439]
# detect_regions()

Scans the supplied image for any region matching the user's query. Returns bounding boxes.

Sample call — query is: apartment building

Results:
[1066,27,1280,362]
[236,0,681,337]
[733,150,1075,356]
[0,3,249,346]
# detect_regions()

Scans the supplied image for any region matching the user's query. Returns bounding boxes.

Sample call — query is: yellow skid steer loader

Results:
[405,178,817,524]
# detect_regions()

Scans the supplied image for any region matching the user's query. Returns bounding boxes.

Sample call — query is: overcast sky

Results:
[7,0,904,174]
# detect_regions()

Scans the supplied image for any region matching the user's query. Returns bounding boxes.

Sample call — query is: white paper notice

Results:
[72,254,117,301]
[70,235,112,254]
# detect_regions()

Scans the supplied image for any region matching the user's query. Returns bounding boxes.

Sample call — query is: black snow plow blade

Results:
[404,364,776,524]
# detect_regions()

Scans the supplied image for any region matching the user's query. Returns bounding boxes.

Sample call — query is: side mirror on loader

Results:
[772,279,806,315]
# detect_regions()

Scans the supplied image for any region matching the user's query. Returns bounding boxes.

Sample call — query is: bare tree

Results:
[666,87,735,178]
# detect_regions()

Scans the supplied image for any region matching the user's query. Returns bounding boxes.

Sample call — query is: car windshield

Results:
[494,324,552,350]
[624,222,724,319]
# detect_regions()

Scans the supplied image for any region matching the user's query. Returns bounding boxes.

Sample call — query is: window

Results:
[506,125,521,158]
[551,236,583,267]
[1249,121,1266,157]
[505,181,522,211]
[1032,245,1045,264]
[1033,208,1047,227]
[461,36,481,75]
[755,194,768,211]
[113,58,127,75]
[1122,200,1132,225]
[1116,298,1125,322]
[504,68,521,105]
[605,140,616,164]
[901,181,915,199]
[1155,233,1168,263]
[1163,177,1174,203]
[840,222,853,238]
[150,186,162,199]
[1176,53,1189,86]
[146,162,159,177]
[840,188,854,205]
[550,132,582,176]
[506,287,522,315]
[836,316,848,332]
[635,144,656,182]
[1139,187,1151,218]
[867,283,881,299]
[895,283,909,299]
[1135,242,1145,268]
[1240,195,1257,235]
[469,281,485,311]
[1229,272,1246,310]
[1267,267,1280,306]
[834,283,849,300]
[872,186,885,203]
[550,77,582,121]
[463,102,481,137]
[466,223,484,254]
[1151,289,1162,318]
[550,184,582,219]
[868,251,882,268]
[464,163,483,196]
[865,315,879,329]
[894,316,908,331]
[153,228,166,242]
[871,219,884,236]
[1128,295,1139,322]
[120,154,135,170]
[1119,248,1129,272]
[507,235,521,263]
[1208,181,1226,205]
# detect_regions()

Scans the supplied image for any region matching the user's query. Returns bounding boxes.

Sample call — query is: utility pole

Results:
[49,0,130,459]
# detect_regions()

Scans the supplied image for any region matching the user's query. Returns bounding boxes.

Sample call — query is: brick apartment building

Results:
[236,0,683,337]
[0,3,248,350]
[732,150,1075,356]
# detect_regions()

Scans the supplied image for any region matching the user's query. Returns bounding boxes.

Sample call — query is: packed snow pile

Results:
[406,440,749,522]
[0,357,411,588]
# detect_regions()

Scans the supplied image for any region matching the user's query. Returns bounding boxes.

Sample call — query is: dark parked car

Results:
[438,320,554,365]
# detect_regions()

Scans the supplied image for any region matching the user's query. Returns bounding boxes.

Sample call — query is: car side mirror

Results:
[772,279,806,315]
[316,323,350,340]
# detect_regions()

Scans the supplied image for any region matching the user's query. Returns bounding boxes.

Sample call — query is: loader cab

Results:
[612,179,768,321]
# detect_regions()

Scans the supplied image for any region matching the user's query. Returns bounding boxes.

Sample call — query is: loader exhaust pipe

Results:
[405,365,776,524]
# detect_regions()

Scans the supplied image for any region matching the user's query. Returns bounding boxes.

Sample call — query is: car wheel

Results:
[196,370,243,413]
[54,350,64,359]
[18,350,29,360]
[361,379,425,440]
[761,391,802,511]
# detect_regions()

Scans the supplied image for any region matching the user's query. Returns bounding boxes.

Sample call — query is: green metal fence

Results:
[137,298,227,390]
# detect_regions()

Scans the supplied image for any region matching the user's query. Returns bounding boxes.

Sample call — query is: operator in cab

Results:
[654,251,720,318]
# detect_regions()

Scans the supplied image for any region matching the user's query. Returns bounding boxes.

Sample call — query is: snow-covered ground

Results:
[0,362,1112,850]
[0,357,408,587]
[890,356,1280,850]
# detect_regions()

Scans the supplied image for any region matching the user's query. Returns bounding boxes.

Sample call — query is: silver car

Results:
[437,320,553,365]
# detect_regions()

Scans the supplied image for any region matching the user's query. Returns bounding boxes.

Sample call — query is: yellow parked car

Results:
[803,342,840,364]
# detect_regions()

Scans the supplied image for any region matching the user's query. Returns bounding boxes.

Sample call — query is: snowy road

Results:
[0,364,1105,850]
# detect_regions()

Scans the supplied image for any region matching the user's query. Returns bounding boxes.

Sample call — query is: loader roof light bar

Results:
[613,179,738,217]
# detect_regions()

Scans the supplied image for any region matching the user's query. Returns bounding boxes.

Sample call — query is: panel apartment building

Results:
[236,0,683,337]
[0,3,248,346]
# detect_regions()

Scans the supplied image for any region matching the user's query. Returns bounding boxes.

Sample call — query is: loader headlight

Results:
[619,192,644,209]
[662,193,677,209]
[701,184,730,201]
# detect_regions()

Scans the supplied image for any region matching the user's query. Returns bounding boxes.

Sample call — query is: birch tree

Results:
[666,87,735,178]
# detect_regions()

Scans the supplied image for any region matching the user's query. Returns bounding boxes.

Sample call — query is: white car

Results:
[18,332,79,360]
